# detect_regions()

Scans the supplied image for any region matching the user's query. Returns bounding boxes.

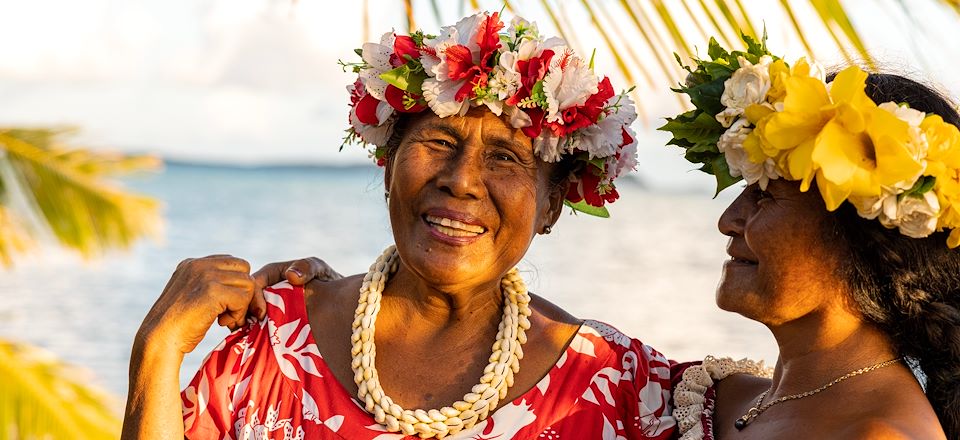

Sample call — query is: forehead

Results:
[406,108,531,143]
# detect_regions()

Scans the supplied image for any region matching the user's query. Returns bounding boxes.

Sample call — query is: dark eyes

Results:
[429,139,455,149]
[753,187,773,202]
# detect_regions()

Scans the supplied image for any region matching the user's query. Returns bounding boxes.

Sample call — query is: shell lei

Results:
[673,356,772,440]
[351,245,533,438]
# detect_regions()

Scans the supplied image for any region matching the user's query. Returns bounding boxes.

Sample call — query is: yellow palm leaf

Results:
[0,128,162,266]
[397,0,960,116]
[0,338,121,439]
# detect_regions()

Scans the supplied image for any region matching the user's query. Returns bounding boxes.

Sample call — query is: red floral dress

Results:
[181,282,677,439]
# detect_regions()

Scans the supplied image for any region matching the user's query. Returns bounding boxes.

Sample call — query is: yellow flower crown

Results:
[661,36,960,248]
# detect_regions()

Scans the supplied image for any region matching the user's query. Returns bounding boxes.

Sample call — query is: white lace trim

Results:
[674,356,772,440]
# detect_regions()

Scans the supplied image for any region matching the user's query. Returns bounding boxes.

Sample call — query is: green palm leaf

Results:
[0,338,121,439]
[0,128,162,266]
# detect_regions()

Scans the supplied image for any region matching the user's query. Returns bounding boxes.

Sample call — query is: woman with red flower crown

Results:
[122,11,675,440]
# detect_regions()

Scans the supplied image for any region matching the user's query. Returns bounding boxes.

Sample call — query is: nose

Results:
[718,186,751,237]
[435,146,484,200]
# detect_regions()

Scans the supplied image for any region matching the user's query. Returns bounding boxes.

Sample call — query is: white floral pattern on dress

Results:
[182,284,677,439]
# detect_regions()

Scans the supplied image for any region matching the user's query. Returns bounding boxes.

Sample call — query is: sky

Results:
[1,0,959,190]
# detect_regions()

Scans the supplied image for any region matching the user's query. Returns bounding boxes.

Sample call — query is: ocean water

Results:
[0,163,778,398]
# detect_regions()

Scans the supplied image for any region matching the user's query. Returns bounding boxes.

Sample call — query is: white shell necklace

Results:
[351,245,532,439]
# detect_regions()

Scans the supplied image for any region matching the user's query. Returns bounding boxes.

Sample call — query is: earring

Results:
[542,225,552,234]
[384,190,390,202]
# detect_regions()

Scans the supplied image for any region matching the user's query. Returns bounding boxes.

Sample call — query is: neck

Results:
[382,260,507,331]
[765,306,899,399]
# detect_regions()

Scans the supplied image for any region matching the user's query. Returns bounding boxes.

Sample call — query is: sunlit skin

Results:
[120,108,583,439]
[303,108,582,408]
[712,180,945,440]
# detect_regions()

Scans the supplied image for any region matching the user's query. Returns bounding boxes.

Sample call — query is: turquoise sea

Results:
[0,163,778,398]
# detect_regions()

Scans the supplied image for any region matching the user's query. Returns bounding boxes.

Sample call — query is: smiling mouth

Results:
[424,215,487,238]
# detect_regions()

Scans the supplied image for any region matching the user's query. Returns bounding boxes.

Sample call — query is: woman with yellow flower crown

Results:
[121,11,677,440]
[660,36,958,439]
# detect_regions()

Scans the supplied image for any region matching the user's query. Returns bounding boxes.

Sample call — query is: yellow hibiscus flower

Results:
[756,66,923,210]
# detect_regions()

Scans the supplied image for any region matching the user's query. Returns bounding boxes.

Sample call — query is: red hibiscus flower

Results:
[506,49,556,138]
[442,12,504,102]
[566,164,619,207]
[383,35,428,113]
[350,78,385,125]
[547,77,614,137]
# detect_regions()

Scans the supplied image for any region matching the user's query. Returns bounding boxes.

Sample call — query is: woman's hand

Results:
[247,256,343,316]
[136,255,258,355]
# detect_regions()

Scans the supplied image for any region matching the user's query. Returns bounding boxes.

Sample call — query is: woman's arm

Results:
[120,255,341,439]
[121,255,258,440]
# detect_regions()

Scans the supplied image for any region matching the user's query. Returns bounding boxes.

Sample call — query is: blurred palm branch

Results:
[379,0,960,116]
[0,339,121,439]
[0,127,162,267]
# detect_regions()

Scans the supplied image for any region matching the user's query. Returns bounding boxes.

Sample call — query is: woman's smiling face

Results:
[385,108,564,290]
[716,180,851,325]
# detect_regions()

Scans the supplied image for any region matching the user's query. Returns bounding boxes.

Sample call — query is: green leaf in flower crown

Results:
[707,37,729,61]
[685,77,726,116]
[711,155,741,196]
[564,200,611,218]
[741,31,767,57]
[902,175,937,198]
[380,64,426,95]
[529,80,547,106]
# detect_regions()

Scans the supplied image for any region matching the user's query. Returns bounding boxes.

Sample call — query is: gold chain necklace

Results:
[735,357,903,430]
[351,245,532,439]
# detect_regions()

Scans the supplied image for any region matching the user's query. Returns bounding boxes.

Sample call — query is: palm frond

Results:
[0,128,162,265]
[0,339,121,439]
[401,0,959,116]
[0,206,31,266]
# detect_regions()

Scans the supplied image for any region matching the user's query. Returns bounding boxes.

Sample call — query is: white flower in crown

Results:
[360,32,401,102]
[718,118,781,188]
[849,189,893,221]
[533,130,564,163]
[579,92,639,159]
[882,191,941,238]
[716,55,774,128]
[421,12,504,117]
[611,130,639,182]
[543,53,600,125]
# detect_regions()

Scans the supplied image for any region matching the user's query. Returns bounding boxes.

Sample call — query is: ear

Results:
[539,180,567,234]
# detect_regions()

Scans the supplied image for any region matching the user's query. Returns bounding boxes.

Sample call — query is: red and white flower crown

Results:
[342,11,639,215]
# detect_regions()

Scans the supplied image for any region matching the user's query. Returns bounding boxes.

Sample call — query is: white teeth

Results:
[425,215,485,234]
[433,224,480,238]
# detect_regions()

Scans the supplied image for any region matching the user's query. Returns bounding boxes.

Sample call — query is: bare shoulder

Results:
[839,418,945,440]
[717,371,771,394]
[527,293,582,346]
[303,274,364,315]
[528,293,580,325]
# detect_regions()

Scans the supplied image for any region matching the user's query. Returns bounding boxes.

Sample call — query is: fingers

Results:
[213,285,256,331]
[309,257,344,281]
[249,286,267,321]
[284,257,342,285]
[201,255,251,273]
[251,261,293,289]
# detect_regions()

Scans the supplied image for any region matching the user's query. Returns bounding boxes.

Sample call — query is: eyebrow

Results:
[418,122,530,153]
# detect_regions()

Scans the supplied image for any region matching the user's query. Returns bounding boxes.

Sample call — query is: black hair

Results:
[827,72,960,438]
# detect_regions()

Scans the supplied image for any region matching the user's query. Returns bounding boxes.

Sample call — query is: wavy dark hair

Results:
[827,72,960,439]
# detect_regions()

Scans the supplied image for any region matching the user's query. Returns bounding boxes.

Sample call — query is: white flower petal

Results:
[421,77,470,118]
